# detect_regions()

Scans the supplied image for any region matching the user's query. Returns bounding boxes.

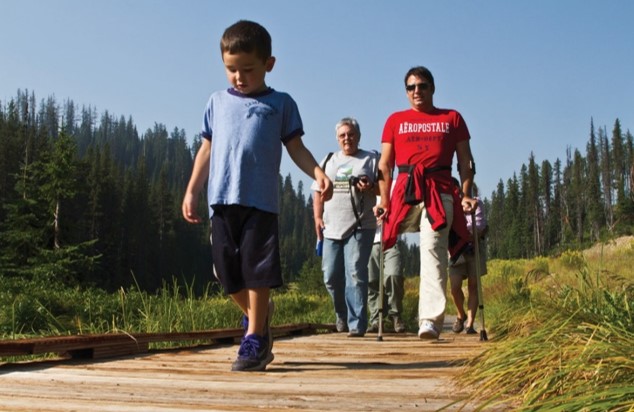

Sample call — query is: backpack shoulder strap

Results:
[321,152,334,170]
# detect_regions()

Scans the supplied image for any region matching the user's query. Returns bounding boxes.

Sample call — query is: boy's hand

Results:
[182,138,210,224]
[318,176,333,201]
[284,137,333,201]
[182,193,202,224]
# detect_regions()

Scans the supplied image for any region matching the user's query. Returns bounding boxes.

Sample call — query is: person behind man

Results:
[182,20,332,371]
[375,66,477,340]
[367,195,405,333]
[450,192,488,334]
[313,117,378,337]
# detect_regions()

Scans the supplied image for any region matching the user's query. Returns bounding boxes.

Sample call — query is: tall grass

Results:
[456,240,634,411]
[0,276,335,340]
[2,238,633,411]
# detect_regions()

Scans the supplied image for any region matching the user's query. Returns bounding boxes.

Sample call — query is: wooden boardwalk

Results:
[0,319,492,411]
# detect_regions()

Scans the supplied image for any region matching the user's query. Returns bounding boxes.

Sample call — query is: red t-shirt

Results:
[382,107,470,166]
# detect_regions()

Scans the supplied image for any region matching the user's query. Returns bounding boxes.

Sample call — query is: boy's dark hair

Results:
[404,66,435,91]
[220,20,272,61]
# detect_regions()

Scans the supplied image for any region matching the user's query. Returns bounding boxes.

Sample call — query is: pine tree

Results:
[151,163,177,281]
[560,148,574,246]
[526,153,542,255]
[36,132,81,249]
[551,158,564,250]
[503,174,522,258]
[585,120,604,240]
[599,127,614,228]
[570,149,587,244]
[0,99,23,224]
[0,191,46,276]
[540,159,555,251]
[62,99,76,136]
[611,119,633,231]
[37,96,59,140]
[487,180,505,257]
[611,120,625,204]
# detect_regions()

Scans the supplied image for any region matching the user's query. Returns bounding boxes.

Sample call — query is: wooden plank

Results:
[70,341,150,359]
[0,320,504,411]
[0,323,336,359]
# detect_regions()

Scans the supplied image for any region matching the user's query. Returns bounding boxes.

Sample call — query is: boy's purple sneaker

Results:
[239,299,275,363]
[231,334,273,372]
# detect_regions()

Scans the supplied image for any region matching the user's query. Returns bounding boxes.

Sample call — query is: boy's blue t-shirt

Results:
[201,87,304,216]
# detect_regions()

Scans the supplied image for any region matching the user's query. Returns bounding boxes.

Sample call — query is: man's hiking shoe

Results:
[418,320,439,339]
[231,334,273,372]
[347,330,365,338]
[452,317,465,334]
[465,325,477,334]
[336,318,348,333]
[393,316,406,333]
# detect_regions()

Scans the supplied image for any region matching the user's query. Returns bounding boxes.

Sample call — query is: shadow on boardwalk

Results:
[0,317,503,411]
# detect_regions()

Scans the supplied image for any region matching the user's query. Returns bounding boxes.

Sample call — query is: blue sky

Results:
[2,0,633,199]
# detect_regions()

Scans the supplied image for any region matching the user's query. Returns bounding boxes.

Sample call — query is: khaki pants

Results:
[399,193,454,331]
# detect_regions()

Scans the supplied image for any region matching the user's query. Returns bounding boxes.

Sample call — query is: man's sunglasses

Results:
[406,83,430,92]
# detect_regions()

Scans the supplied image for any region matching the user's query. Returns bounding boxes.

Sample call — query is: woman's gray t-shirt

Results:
[312,149,379,240]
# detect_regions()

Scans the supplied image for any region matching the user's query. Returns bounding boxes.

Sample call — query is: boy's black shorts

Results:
[210,205,283,294]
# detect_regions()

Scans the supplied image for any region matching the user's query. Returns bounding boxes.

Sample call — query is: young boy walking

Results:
[182,20,332,372]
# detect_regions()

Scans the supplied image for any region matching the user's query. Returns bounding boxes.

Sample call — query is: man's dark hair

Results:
[404,66,435,91]
[220,20,272,61]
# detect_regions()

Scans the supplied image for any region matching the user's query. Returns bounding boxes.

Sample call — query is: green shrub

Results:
[559,249,586,270]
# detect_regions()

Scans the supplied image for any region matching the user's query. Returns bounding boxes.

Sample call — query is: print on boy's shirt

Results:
[246,103,276,120]
[334,166,353,192]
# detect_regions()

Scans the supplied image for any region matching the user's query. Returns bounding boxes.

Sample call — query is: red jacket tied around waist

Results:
[382,161,471,264]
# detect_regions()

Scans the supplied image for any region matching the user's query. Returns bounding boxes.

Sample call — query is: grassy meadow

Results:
[1,237,633,410]
[454,237,634,411]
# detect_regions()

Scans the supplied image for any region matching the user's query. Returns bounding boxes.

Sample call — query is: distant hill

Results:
[583,235,633,259]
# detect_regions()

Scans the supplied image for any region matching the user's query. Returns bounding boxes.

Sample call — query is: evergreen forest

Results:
[484,119,634,258]
[0,90,419,294]
[0,90,632,294]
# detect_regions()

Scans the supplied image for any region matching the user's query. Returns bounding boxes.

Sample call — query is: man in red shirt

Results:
[376,66,478,339]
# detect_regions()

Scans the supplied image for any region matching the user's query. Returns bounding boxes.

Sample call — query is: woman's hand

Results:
[461,195,478,214]
[354,175,374,192]
[314,218,325,239]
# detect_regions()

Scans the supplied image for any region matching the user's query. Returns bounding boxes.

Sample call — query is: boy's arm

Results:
[285,137,333,201]
[313,190,325,239]
[182,138,211,224]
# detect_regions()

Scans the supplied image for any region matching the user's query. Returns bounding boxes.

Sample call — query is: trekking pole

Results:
[472,209,488,342]
[377,208,385,342]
